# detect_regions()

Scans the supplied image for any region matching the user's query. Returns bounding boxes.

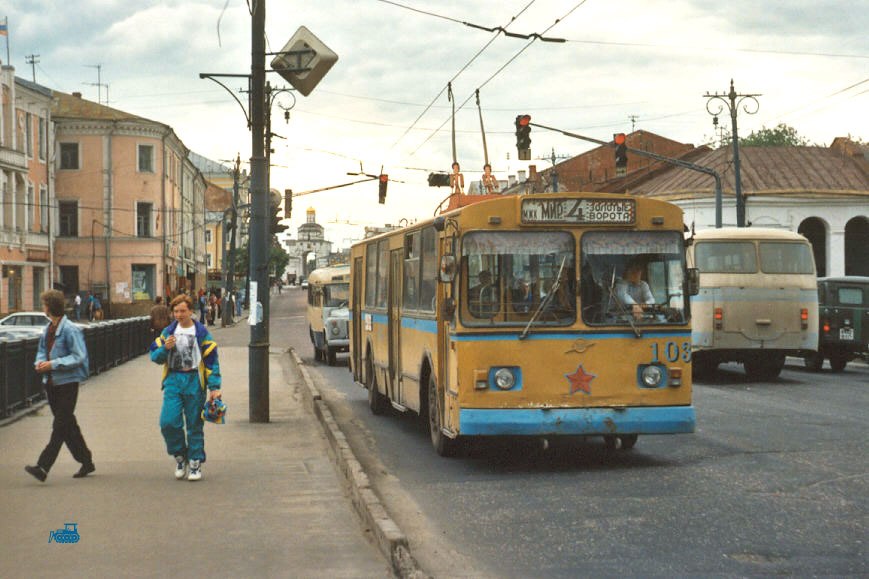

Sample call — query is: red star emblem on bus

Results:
[565,364,595,395]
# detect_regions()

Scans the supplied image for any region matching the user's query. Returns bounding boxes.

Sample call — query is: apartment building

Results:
[51,91,206,315]
[0,67,53,314]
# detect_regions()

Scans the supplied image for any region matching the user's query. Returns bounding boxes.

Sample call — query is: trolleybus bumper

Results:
[458,406,695,436]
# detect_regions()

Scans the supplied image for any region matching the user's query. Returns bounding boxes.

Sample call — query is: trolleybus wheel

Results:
[428,374,459,457]
[620,434,638,450]
[327,346,337,366]
[744,354,785,381]
[367,360,389,415]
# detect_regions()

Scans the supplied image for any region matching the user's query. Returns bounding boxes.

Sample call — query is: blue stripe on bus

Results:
[401,317,438,333]
[691,289,817,303]
[450,331,691,342]
[459,406,695,436]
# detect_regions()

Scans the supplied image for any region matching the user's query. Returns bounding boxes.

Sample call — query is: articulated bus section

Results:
[350,192,697,456]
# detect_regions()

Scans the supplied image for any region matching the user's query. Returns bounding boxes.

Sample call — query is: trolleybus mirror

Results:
[439,255,456,282]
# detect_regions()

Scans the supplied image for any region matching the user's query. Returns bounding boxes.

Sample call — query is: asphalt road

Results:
[266,288,867,578]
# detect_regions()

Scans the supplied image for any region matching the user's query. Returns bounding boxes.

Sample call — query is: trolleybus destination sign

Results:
[521,198,636,225]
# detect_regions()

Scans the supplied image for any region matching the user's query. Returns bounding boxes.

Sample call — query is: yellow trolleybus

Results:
[349,192,698,456]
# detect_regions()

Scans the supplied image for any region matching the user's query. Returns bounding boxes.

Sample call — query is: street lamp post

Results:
[704,80,760,228]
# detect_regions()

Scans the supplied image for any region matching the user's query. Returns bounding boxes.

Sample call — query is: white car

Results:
[0,312,87,340]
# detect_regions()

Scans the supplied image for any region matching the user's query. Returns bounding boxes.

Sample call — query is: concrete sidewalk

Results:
[0,321,391,578]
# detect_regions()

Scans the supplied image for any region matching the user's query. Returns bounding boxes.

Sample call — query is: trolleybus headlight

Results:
[494,368,516,390]
[640,365,664,388]
[329,320,341,335]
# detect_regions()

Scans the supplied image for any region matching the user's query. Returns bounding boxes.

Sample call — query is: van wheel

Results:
[326,346,337,366]
[744,354,785,381]
[829,353,848,373]
[803,352,824,372]
[427,374,459,457]
[367,360,388,415]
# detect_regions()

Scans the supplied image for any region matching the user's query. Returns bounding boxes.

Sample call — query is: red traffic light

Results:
[614,133,626,145]
[518,114,531,127]
[379,173,388,183]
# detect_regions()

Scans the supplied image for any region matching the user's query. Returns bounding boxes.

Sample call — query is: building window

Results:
[60,142,79,170]
[38,117,46,161]
[59,201,79,237]
[25,113,33,158]
[40,187,48,232]
[26,183,34,232]
[58,266,79,296]
[138,144,154,173]
[137,202,152,237]
[205,229,212,244]
[207,253,213,268]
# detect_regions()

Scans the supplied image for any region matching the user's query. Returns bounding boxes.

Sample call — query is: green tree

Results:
[231,239,289,282]
[739,123,813,147]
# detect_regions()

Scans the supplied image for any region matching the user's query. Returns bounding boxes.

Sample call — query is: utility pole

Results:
[25,54,39,82]
[704,80,760,227]
[628,114,639,132]
[221,155,241,328]
[542,147,570,192]
[249,0,269,422]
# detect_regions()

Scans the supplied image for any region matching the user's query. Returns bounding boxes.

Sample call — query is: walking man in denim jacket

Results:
[25,290,94,482]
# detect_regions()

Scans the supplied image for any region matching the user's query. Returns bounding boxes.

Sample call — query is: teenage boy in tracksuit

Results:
[150,294,221,481]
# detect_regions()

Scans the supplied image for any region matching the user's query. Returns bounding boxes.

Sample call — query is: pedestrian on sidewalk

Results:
[73,293,82,321]
[150,294,222,481]
[149,296,172,341]
[25,290,94,483]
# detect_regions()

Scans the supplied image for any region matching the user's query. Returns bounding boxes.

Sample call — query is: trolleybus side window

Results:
[759,242,815,274]
[324,282,349,307]
[376,240,389,308]
[403,232,420,310]
[581,231,686,325]
[365,243,377,307]
[420,227,437,313]
[461,231,574,325]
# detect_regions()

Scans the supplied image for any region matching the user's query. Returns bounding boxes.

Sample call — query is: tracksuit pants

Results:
[159,372,206,462]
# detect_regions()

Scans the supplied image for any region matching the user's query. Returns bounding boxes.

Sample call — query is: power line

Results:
[410,0,591,156]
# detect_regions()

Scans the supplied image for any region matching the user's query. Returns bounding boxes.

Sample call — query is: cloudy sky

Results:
[4,0,868,247]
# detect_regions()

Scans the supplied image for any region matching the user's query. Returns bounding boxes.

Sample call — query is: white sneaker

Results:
[174,456,187,480]
[188,460,202,481]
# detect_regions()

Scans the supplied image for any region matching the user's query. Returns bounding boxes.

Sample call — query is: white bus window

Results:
[759,242,815,274]
[324,283,349,307]
[837,287,863,305]
[695,242,757,273]
[419,227,437,312]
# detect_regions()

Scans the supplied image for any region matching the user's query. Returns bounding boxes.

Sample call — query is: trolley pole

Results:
[249,0,270,422]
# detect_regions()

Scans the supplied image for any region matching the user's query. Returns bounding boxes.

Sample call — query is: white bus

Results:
[687,228,818,380]
[306,265,350,365]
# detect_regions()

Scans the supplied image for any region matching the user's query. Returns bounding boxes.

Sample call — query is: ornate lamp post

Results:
[704,80,760,227]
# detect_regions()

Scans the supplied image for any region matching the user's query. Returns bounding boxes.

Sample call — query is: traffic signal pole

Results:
[249,0,269,422]
[529,120,724,228]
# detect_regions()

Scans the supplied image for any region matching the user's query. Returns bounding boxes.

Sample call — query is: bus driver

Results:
[614,259,655,319]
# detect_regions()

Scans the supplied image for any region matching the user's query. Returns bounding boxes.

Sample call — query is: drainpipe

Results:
[105,121,116,315]
[46,107,54,289]
[161,130,169,299]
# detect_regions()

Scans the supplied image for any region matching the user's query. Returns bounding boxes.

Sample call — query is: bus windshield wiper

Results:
[519,256,566,341]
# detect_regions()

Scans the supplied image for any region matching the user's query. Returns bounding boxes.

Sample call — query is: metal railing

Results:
[0,317,152,419]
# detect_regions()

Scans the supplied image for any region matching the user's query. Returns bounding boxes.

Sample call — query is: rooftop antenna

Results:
[25,54,39,82]
[84,64,108,105]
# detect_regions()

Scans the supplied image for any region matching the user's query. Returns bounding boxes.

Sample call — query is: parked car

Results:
[0,311,86,341]
[804,276,869,372]
[0,312,50,340]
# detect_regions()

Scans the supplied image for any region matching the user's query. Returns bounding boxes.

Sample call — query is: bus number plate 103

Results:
[521,198,636,225]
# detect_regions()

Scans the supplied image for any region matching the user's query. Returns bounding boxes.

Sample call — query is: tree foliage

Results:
[739,123,813,147]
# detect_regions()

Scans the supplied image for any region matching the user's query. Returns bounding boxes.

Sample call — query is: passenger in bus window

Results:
[512,276,533,313]
[468,270,495,317]
[614,259,655,319]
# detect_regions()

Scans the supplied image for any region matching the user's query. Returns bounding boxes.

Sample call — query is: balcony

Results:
[0,146,27,171]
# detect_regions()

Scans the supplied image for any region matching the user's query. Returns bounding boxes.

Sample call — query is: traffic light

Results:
[378,174,388,204]
[427,172,451,187]
[614,133,628,176]
[515,114,531,160]
[269,197,288,236]
[284,189,292,219]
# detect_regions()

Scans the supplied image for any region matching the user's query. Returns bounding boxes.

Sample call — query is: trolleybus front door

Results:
[388,250,403,403]
[352,258,363,376]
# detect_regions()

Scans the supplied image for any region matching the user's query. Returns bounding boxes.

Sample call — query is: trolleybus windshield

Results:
[581,231,687,325]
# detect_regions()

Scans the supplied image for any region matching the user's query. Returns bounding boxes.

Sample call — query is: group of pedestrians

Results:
[71,292,103,321]
[24,290,222,484]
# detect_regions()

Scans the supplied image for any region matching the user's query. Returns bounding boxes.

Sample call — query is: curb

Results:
[288,347,427,579]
